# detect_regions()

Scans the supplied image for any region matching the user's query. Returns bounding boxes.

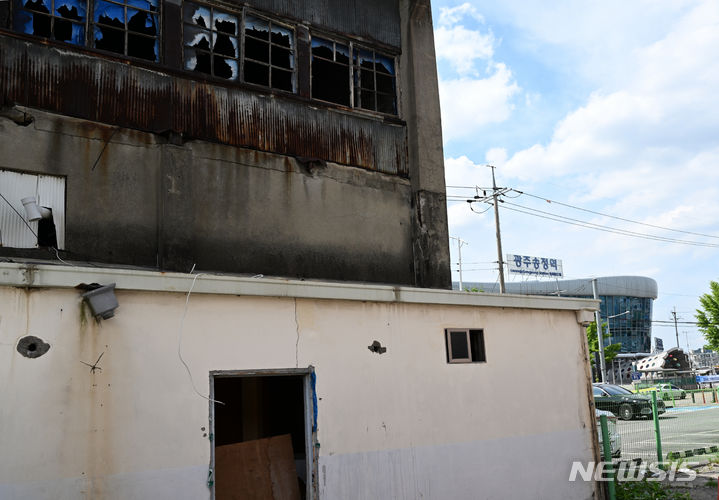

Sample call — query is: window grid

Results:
[92,0,160,61]
[13,0,87,46]
[183,2,239,80]
[242,12,295,92]
[310,34,397,116]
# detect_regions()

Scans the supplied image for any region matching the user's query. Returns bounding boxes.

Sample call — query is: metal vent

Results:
[0,169,65,249]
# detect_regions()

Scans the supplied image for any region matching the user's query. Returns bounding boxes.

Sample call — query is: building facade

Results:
[460,276,657,353]
[0,1,602,498]
[0,0,450,288]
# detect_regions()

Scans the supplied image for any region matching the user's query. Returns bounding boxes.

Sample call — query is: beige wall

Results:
[0,273,597,500]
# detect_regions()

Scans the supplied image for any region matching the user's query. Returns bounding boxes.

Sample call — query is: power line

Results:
[496,202,719,248]
[446,185,719,240]
[515,190,719,240]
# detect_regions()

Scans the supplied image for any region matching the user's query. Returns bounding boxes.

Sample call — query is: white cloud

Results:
[439,63,520,142]
[438,3,484,27]
[434,25,494,76]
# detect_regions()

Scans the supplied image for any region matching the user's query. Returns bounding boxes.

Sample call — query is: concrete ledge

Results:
[0,262,598,312]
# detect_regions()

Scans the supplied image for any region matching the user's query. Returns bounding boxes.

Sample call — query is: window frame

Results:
[241,10,296,92]
[90,0,162,62]
[310,31,398,117]
[181,0,241,81]
[445,328,487,364]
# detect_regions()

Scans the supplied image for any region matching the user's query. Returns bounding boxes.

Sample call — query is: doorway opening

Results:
[211,369,315,500]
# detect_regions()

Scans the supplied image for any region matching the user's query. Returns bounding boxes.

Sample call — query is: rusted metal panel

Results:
[243,0,401,48]
[0,36,407,175]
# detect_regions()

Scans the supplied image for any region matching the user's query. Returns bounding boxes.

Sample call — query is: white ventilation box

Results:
[0,169,65,249]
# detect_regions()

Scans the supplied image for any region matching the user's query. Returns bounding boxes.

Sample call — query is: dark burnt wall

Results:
[241,0,401,47]
[0,0,451,288]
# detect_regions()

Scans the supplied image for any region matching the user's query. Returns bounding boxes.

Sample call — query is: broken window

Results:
[311,37,350,106]
[353,47,396,114]
[310,35,397,115]
[13,0,87,45]
[445,328,486,364]
[243,14,295,92]
[183,2,238,80]
[92,0,159,61]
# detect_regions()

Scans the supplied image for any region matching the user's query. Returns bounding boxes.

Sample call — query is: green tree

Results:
[586,321,622,373]
[696,280,719,351]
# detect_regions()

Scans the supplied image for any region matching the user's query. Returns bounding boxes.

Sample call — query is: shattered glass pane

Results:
[335,44,349,65]
[13,10,36,36]
[270,25,291,47]
[126,0,157,11]
[184,3,210,29]
[23,0,51,13]
[54,0,85,19]
[311,38,333,60]
[127,8,157,35]
[184,47,211,74]
[184,25,211,50]
[212,32,237,58]
[214,56,238,80]
[213,12,237,35]
[94,0,124,27]
[245,15,268,40]
[376,54,395,75]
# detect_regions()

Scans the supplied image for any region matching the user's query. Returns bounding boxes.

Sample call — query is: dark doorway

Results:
[213,373,310,499]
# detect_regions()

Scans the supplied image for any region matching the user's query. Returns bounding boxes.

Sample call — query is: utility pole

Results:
[671,308,680,348]
[488,165,506,294]
[449,236,468,291]
[592,278,607,383]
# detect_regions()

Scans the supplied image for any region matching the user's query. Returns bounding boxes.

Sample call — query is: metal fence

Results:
[598,387,719,465]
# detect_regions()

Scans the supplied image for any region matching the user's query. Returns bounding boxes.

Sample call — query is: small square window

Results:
[445,329,486,364]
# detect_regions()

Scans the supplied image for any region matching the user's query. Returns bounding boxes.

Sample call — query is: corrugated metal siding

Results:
[243,0,401,48]
[0,169,65,249]
[1,36,407,176]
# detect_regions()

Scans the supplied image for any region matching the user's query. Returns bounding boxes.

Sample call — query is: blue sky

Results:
[431,1,719,351]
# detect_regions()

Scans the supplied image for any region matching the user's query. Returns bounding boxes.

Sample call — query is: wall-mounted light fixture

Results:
[82,283,119,320]
[21,197,51,222]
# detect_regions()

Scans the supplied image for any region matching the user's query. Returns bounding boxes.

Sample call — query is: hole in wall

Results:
[17,336,50,358]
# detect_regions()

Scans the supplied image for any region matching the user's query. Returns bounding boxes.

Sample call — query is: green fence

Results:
[598,387,719,465]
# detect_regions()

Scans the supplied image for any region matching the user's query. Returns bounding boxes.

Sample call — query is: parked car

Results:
[592,383,666,420]
[638,383,686,401]
[596,409,621,458]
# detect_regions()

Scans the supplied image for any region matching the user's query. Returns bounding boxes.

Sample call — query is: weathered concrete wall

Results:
[0,268,597,500]
[0,0,451,288]
[399,0,451,288]
[0,108,414,281]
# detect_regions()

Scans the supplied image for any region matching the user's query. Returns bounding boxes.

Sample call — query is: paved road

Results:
[616,405,719,462]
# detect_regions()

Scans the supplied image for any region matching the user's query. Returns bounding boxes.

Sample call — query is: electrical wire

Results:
[515,189,719,240]
[497,203,719,248]
[177,272,224,406]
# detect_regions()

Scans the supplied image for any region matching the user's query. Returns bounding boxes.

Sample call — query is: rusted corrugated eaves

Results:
[0,36,407,176]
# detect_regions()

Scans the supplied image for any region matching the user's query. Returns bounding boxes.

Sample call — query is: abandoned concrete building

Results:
[0,1,601,499]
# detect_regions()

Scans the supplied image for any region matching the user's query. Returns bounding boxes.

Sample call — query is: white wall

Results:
[0,279,597,500]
